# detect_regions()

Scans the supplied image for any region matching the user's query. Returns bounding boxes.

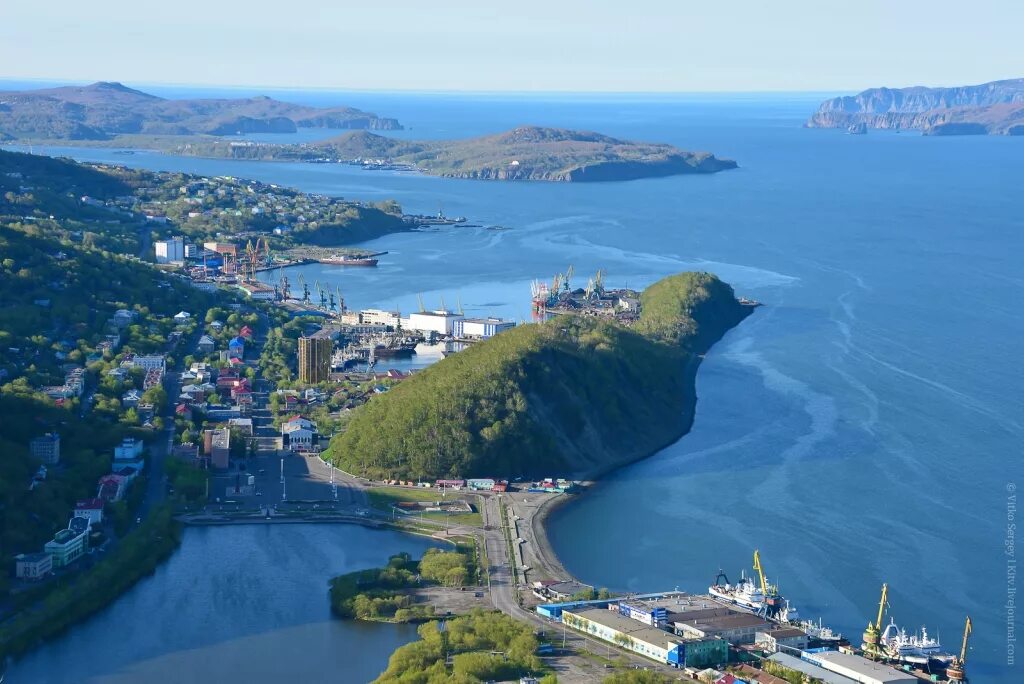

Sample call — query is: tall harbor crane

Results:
[278,275,290,301]
[328,289,336,312]
[945,616,972,683]
[315,280,327,310]
[417,294,426,312]
[297,274,310,304]
[861,582,889,658]
[336,287,345,314]
[564,264,574,292]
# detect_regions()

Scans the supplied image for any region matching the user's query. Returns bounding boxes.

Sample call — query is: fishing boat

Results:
[797,617,844,643]
[881,618,954,665]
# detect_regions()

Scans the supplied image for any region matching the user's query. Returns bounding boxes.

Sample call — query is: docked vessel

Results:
[709,570,766,612]
[320,254,378,267]
[798,618,843,643]
[881,618,954,665]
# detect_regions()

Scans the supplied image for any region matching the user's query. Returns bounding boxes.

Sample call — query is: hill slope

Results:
[318,126,738,181]
[324,272,752,479]
[807,78,1024,135]
[0,81,402,140]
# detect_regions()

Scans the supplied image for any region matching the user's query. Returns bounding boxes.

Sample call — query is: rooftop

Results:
[801,650,917,683]
[75,498,105,510]
[673,608,772,632]
[766,653,850,684]
[567,606,683,648]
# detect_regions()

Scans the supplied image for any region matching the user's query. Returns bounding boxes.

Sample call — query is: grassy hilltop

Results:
[325,272,752,480]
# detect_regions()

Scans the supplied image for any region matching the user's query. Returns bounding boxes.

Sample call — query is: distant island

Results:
[324,271,754,479]
[807,77,1024,135]
[141,126,738,182]
[0,81,402,140]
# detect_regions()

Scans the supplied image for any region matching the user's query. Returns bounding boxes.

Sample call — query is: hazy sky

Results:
[2,0,1022,92]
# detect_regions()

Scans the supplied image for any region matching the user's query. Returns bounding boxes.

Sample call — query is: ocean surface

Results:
[5,525,438,683]
[9,85,1022,682]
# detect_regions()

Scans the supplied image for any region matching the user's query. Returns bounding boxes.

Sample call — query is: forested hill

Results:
[324,272,753,480]
[0,81,402,140]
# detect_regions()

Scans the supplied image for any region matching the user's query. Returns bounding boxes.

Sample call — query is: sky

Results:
[2,0,1022,93]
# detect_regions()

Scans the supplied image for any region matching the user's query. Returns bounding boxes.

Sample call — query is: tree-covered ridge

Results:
[0,81,401,140]
[325,272,751,480]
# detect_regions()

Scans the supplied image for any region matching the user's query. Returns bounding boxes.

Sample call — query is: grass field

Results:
[367,486,483,527]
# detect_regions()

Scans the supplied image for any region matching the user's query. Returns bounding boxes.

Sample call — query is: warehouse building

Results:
[561,606,727,669]
[801,650,916,684]
[454,317,516,339]
[766,652,850,684]
[406,310,463,335]
[672,606,773,645]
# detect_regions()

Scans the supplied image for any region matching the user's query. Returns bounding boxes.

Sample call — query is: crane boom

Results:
[959,616,972,663]
[753,550,768,596]
[875,582,888,631]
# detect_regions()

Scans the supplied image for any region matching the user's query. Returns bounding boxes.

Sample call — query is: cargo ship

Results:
[709,570,766,612]
[320,254,378,267]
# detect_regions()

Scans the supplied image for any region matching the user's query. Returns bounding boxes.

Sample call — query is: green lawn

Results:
[367,486,483,527]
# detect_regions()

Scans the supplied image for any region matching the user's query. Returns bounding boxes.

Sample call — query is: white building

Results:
[407,310,463,336]
[801,650,916,684]
[131,355,166,372]
[155,238,185,264]
[73,498,106,526]
[454,317,516,339]
[114,437,144,461]
[281,416,318,452]
[360,309,401,328]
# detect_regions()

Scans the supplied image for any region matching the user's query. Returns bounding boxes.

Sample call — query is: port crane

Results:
[327,289,336,312]
[278,275,291,301]
[564,264,574,292]
[456,296,464,316]
[752,550,777,599]
[336,287,345,314]
[417,294,426,313]
[861,582,889,658]
[314,280,328,310]
[297,274,311,304]
[945,616,972,683]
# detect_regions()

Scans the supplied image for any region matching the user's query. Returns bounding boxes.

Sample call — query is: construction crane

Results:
[861,582,889,658]
[584,277,595,300]
[564,264,574,292]
[439,295,447,312]
[263,239,272,266]
[946,616,972,683]
[328,289,336,312]
[297,274,310,304]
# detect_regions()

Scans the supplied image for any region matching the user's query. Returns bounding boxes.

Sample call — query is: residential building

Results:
[173,311,192,324]
[131,355,166,373]
[29,432,61,465]
[454,317,516,339]
[297,335,332,384]
[228,336,245,359]
[15,552,53,581]
[155,238,185,264]
[205,428,231,469]
[114,437,144,461]
[74,498,106,526]
[228,417,253,436]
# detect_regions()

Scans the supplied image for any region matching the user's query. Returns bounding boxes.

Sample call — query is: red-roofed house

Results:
[239,325,254,339]
[74,498,106,526]
[97,474,127,502]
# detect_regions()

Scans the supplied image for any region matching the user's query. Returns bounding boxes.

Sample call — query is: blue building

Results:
[228,336,245,359]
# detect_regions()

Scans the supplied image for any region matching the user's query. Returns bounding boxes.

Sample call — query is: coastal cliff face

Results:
[324,272,753,480]
[807,78,1024,135]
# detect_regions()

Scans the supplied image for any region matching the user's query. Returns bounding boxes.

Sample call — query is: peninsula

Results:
[807,77,1024,135]
[151,126,737,182]
[324,271,754,479]
[0,81,402,140]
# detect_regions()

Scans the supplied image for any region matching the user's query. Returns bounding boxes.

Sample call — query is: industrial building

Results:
[766,652,850,684]
[755,627,809,652]
[298,334,333,384]
[155,237,185,264]
[800,650,916,684]
[406,310,463,335]
[454,317,516,339]
[15,552,53,581]
[561,606,726,669]
[672,605,773,645]
[359,309,401,328]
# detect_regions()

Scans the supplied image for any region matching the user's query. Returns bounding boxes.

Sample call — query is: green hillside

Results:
[324,272,751,480]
